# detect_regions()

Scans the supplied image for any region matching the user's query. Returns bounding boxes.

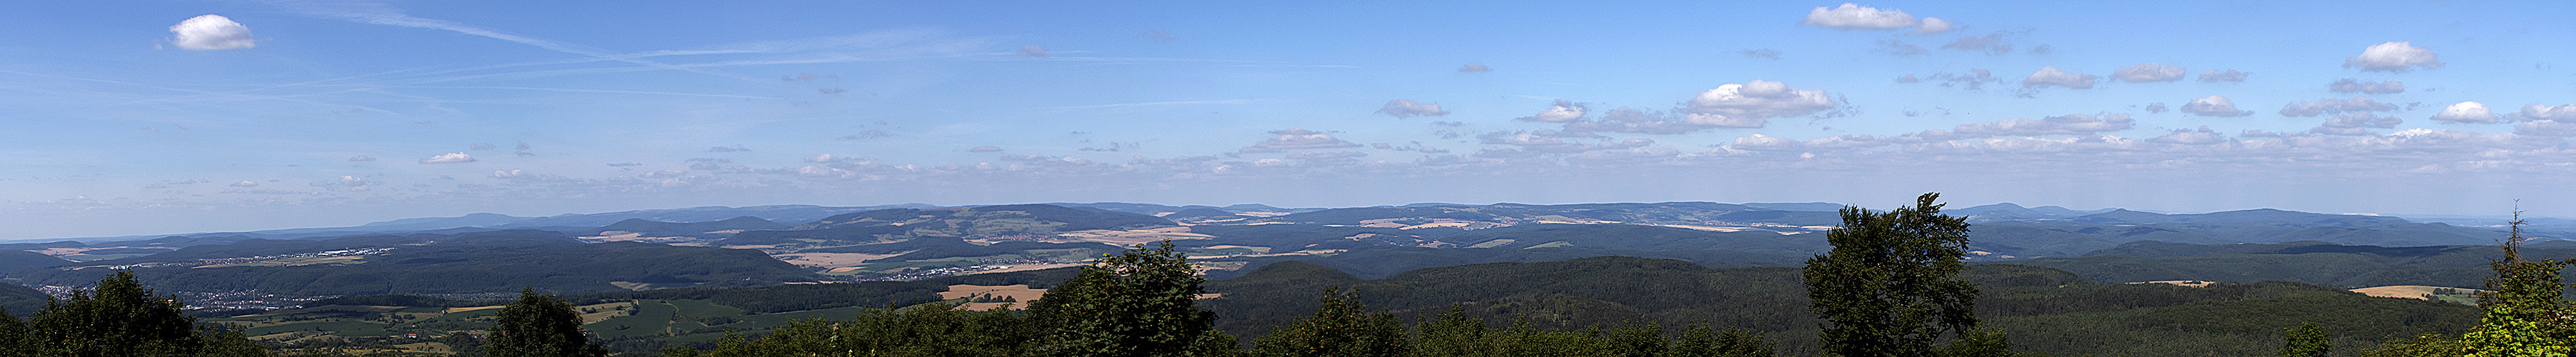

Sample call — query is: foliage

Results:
[1672,323,1775,357]
[486,288,605,357]
[1251,287,1407,357]
[661,302,1032,357]
[1025,240,1231,357]
[2280,322,2330,357]
[2460,213,2575,356]
[0,270,269,356]
[1805,193,1981,357]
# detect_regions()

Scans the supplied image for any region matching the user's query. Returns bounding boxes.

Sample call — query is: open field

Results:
[2352,285,2482,305]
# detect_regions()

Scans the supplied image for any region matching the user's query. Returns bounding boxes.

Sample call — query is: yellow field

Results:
[2128,280,2215,288]
[943,284,1048,311]
[773,253,900,268]
[2352,286,2483,301]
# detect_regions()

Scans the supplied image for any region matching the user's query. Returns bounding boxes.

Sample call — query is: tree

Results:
[1410,306,1488,357]
[16,270,267,357]
[1252,286,1408,357]
[2460,211,2573,356]
[1028,240,1235,357]
[1600,322,1666,357]
[1803,193,1981,357]
[485,288,606,357]
[2280,322,2330,357]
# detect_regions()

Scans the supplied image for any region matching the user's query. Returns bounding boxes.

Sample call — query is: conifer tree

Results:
[1410,306,1488,357]
[2459,211,2573,356]
[1804,193,1982,357]
[2280,322,2330,357]
[486,288,606,357]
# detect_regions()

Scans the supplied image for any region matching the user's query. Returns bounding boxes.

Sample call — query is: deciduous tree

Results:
[486,288,606,357]
[1028,240,1235,357]
[1804,193,1981,357]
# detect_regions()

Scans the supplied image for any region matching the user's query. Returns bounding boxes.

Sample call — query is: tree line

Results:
[6,193,2570,356]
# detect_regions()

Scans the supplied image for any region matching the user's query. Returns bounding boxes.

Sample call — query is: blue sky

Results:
[6,1,2576,239]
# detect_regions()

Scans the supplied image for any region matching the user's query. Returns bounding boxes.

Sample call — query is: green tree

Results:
[485,288,606,357]
[1600,322,1665,357]
[1028,240,1235,357]
[1252,286,1408,357]
[1409,306,1488,357]
[20,270,268,357]
[2461,211,2573,357]
[0,308,34,356]
[2280,323,2330,357]
[1803,193,1982,357]
[664,302,1033,357]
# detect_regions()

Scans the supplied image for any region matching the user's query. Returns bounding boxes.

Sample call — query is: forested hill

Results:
[6,230,821,296]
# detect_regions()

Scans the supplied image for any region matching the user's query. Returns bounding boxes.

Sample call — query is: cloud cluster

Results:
[2430,101,2498,124]
[2279,96,2398,117]
[2345,41,2443,73]
[1798,4,1922,30]
[1376,99,1450,118]
[2310,114,2403,136]
[2023,66,2098,89]
[2113,64,2186,83]
[1943,33,2012,55]
[419,153,476,164]
[1953,114,2137,136]
[1458,63,1491,72]
[2327,79,2405,94]
[1683,80,1838,129]
[1518,100,1587,122]
[2197,69,2250,83]
[169,15,255,51]
[2521,104,2576,137]
[2181,96,2254,117]
[1242,129,1361,153]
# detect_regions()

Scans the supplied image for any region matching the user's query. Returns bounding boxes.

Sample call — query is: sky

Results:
[6,1,2576,239]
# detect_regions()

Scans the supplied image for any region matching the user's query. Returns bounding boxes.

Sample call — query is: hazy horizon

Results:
[9,1,2575,239]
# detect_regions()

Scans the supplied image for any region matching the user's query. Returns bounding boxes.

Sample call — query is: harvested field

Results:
[943,284,1047,311]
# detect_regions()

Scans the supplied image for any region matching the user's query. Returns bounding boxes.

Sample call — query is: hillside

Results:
[7,230,821,296]
[1996,240,2576,289]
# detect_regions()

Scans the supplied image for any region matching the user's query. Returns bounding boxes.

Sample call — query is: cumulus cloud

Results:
[419,153,476,164]
[1895,74,1921,84]
[2345,41,2443,73]
[2327,79,2405,94]
[1911,17,1956,35]
[490,169,526,178]
[1729,134,1805,151]
[2149,126,2225,145]
[2279,96,2398,117]
[229,180,259,187]
[169,15,254,51]
[1952,113,2137,136]
[1943,33,2011,55]
[2144,103,2170,114]
[2310,114,2403,136]
[2197,69,2250,82]
[1518,100,1588,122]
[2521,104,2576,121]
[2022,66,2098,89]
[1458,63,1491,72]
[347,155,376,161]
[2180,96,2254,117]
[2429,101,2499,124]
[1741,49,1783,60]
[806,154,836,163]
[1799,3,1921,30]
[2113,64,2186,83]
[1376,99,1450,118]
[968,146,1004,153]
[1019,45,1048,57]
[1243,129,1362,152]
[1683,80,1838,129]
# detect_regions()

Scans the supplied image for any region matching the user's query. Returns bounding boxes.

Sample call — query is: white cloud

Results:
[2022,66,2098,89]
[2113,64,2186,83]
[1683,80,1838,129]
[169,15,255,51]
[1729,134,1804,151]
[490,169,526,178]
[1243,129,1362,152]
[348,155,376,161]
[2429,101,2498,124]
[1953,114,2137,136]
[806,154,836,163]
[1910,17,1955,35]
[229,180,259,187]
[2149,127,2225,145]
[2521,104,2576,121]
[1517,100,1587,122]
[2145,103,2170,114]
[2278,96,2398,117]
[2344,41,2443,73]
[1458,63,1491,72]
[2516,120,2576,137]
[2197,69,2250,83]
[2310,114,2402,136]
[2181,96,2253,117]
[1019,45,1048,57]
[419,152,476,164]
[1943,34,2011,55]
[969,146,1003,153]
[1376,99,1450,118]
[2327,79,2404,94]
[1799,4,1920,30]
